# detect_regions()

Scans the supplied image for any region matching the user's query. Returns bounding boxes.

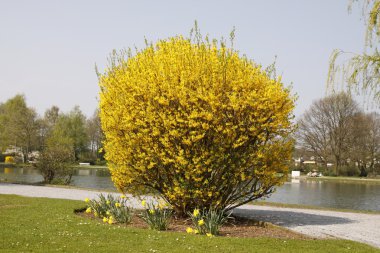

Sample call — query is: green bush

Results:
[86,194,133,224]
[140,200,173,231]
[35,147,75,184]
[338,166,360,177]
[187,208,230,236]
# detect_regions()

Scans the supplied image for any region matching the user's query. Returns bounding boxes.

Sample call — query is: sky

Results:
[0,0,366,118]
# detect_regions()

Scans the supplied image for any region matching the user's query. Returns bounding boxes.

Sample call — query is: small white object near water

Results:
[79,163,90,166]
[291,170,300,178]
[291,178,300,184]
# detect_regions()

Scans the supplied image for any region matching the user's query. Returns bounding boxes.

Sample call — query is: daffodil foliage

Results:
[98,33,295,214]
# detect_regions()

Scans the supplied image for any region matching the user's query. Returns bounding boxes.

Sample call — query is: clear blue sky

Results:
[0,0,365,118]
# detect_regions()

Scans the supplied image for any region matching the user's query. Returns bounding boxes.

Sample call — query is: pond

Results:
[1,166,380,211]
[0,166,114,190]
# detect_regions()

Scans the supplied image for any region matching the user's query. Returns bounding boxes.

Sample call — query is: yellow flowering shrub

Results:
[98,30,295,215]
[5,156,15,164]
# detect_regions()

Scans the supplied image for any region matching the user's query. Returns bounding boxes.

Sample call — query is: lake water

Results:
[0,166,114,190]
[1,166,379,211]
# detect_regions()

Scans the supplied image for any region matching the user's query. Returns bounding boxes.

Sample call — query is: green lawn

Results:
[0,195,379,253]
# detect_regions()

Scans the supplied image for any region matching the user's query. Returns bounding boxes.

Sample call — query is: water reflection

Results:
[267,179,380,211]
[0,166,114,190]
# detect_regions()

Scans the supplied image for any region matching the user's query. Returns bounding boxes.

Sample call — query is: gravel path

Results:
[1,183,379,248]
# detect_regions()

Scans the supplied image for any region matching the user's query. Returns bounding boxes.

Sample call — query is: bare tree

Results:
[297,93,360,175]
[349,112,380,176]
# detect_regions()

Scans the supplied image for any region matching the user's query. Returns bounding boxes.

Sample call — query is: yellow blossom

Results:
[120,194,126,199]
[149,209,155,214]
[85,207,91,213]
[206,233,213,237]
[84,198,90,203]
[115,202,121,207]
[186,227,193,233]
[194,229,199,234]
[103,217,108,223]
[108,216,115,224]
[98,31,295,214]
[141,200,146,207]
[198,219,205,226]
[193,209,200,217]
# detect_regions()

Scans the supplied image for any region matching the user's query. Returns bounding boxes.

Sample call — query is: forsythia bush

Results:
[99,30,295,214]
[5,156,15,163]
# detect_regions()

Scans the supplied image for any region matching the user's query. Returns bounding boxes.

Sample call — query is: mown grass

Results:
[0,195,379,252]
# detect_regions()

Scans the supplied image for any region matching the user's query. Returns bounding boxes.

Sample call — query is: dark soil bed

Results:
[76,209,310,240]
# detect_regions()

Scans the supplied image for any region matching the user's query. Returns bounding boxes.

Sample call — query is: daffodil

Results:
[186,227,193,233]
[141,200,146,207]
[106,211,110,215]
[206,233,213,237]
[194,229,199,234]
[85,207,91,213]
[198,219,205,226]
[149,209,155,214]
[193,209,200,217]
[115,202,121,207]
[108,216,114,224]
[106,200,110,205]
[120,194,126,199]
[103,217,108,223]
[84,198,90,203]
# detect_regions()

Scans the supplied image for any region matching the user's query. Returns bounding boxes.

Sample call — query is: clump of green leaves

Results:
[86,193,133,224]
[187,208,231,236]
[35,146,75,184]
[140,200,173,231]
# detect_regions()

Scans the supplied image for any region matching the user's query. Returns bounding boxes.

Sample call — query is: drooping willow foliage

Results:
[328,0,380,104]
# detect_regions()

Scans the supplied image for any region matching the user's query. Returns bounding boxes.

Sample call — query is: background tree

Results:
[0,94,39,162]
[297,93,359,175]
[49,106,88,160]
[328,0,380,104]
[99,29,295,215]
[37,105,60,150]
[86,109,104,160]
[349,112,380,176]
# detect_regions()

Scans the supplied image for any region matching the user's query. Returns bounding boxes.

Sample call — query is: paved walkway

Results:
[1,183,379,248]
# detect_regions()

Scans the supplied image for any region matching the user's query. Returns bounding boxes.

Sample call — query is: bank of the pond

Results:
[304,176,380,184]
[254,201,380,215]
[0,194,379,253]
